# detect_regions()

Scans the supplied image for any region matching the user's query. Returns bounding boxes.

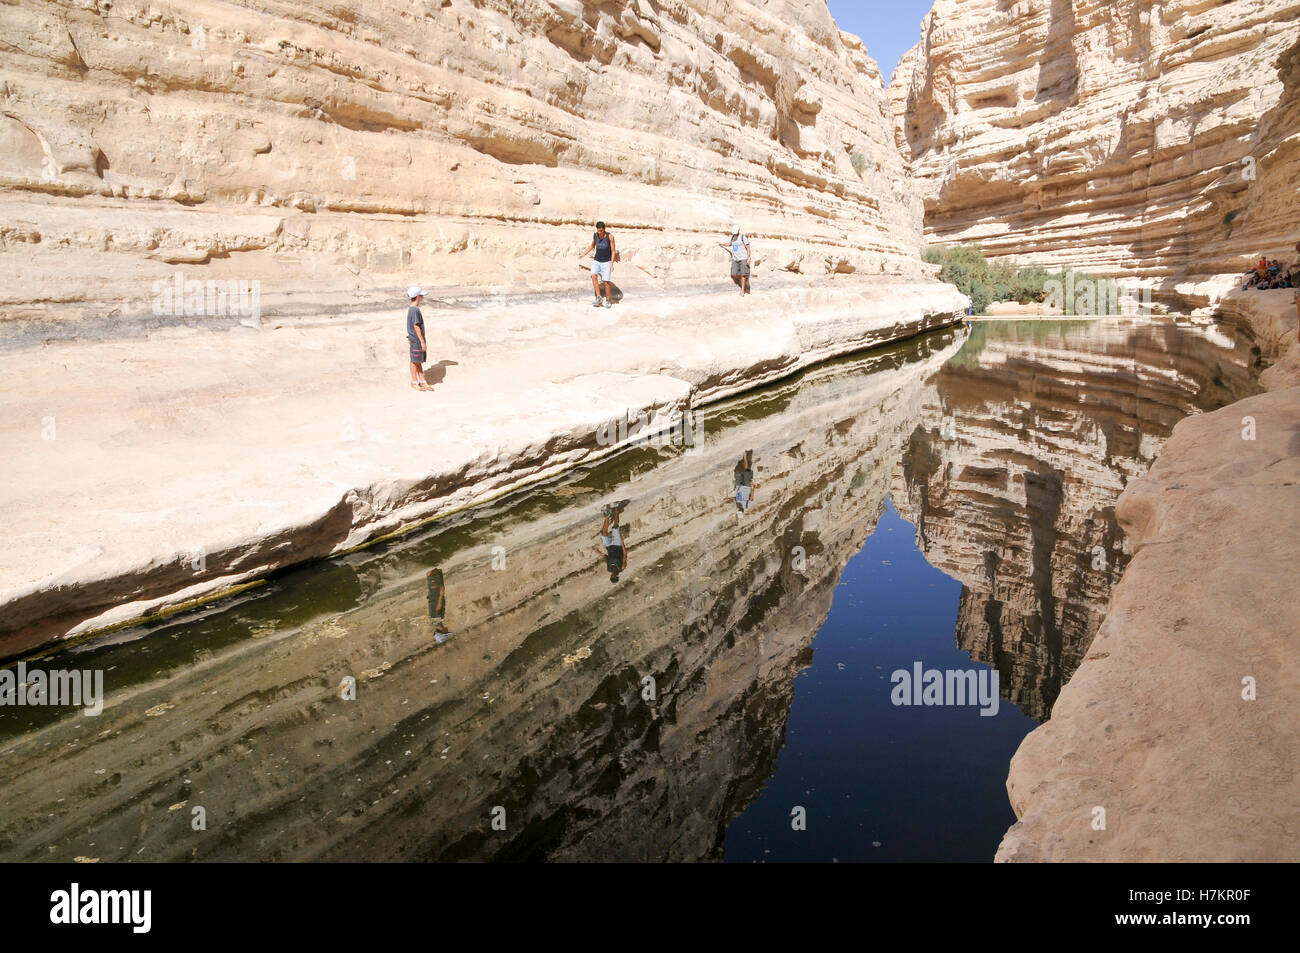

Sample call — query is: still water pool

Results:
[0,318,1261,861]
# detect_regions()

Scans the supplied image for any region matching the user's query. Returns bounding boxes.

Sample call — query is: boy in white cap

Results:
[406,286,430,391]
[719,226,751,295]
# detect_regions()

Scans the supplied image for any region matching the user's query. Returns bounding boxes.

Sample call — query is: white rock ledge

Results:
[0,278,967,657]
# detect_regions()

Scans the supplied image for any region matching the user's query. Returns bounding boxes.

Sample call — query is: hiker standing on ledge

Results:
[406,286,430,392]
[720,226,751,295]
[580,221,615,308]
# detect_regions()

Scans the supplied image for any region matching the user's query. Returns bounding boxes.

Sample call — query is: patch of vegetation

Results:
[923,244,1104,315]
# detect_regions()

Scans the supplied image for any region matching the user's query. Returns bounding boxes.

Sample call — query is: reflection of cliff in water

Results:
[0,330,964,863]
[891,319,1262,721]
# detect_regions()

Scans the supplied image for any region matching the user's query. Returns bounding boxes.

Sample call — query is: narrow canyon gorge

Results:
[0,0,1296,866]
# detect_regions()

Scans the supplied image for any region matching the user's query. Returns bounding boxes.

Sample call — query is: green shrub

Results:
[923,245,993,313]
[923,244,1103,314]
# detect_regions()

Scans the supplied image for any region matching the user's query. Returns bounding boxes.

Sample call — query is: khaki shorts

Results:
[731,260,750,277]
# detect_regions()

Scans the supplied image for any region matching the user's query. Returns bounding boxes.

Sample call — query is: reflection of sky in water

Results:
[725,499,1036,863]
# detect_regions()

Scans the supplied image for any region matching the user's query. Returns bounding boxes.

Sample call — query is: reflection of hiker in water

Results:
[732,450,758,513]
[426,568,451,643]
[597,500,630,583]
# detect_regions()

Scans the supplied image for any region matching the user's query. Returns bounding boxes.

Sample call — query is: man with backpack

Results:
[579,222,616,308]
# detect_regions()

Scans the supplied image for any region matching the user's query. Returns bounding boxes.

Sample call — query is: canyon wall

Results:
[0,0,922,326]
[0,280,966,657]
[889,0,1300,288]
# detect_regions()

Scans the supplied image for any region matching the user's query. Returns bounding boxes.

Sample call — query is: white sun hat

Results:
[407,285,425,299]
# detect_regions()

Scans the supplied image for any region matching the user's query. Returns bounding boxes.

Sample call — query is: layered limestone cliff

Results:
[0,0,974,655]
[889,0,1300,293]
[0,0,924,325]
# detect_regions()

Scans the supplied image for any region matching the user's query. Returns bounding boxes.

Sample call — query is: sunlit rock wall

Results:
[0,0,923,323]
[888,0,1300,284]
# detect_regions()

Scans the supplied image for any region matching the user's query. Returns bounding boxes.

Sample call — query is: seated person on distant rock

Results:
[719,226,751,295]
[1243,255,1269,290]
[597,501,629,583]
[1242,255,1292,291]
[579,222,616,308]
[1294,242,1300,339]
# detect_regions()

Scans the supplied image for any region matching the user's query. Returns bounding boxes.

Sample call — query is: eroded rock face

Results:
[889,0,1300,283]
[0,0,922,322]
[891,319,1262,721]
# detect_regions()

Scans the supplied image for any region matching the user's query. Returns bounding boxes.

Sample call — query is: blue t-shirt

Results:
[594,232,612,262]
[406,305,424,345]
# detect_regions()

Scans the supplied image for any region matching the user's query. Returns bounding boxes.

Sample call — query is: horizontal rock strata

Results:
[890,0,1300,286]
[0,0,924,324]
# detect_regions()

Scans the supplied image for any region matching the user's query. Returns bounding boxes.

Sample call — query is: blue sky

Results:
[827,0,935,85]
